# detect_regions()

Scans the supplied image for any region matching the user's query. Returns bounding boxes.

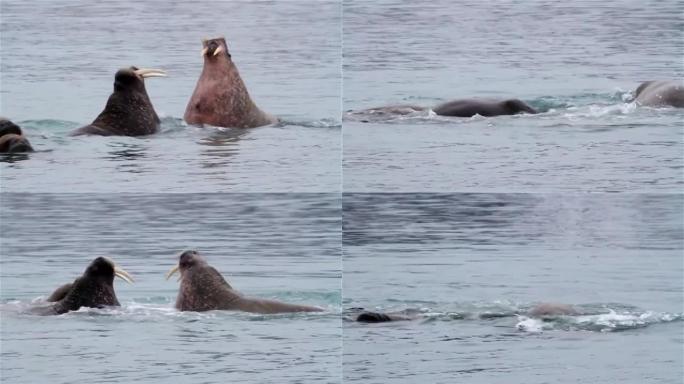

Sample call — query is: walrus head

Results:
[39,257,134,315]
[0,119,34,153]
[166,251,241,312]
[113,66,167,93]
[166,250,207,281]
[504,99,538,115]
[201,37,231,60]
[83,256,134,286]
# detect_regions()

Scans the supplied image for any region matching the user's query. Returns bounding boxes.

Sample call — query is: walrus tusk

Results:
[165,264,180,280]
[114,267,134,284]
[213,46,223,56]
[201,47,208,57]
[134,68,167,78]
[101,257,134,283]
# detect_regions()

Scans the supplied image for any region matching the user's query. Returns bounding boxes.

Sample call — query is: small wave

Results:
[348,301,683,332]
[19,119,80,133]
[277,117,341,129]
[516,309,683,333]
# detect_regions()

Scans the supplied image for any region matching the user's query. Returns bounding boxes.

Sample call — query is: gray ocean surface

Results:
[0,0,341,192]
[343,193,683,384]
[343,0,684,192]
[0,193,341,384]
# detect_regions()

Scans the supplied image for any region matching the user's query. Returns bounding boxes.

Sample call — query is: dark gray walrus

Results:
[166,250,322,313]
[32,257,134,315]
[0,118,33,153]
[70,66,167,136]
[350,98,537,121]
[184,37,277,128]
[432,98,538,117]
[356,303,577,323]
[632,80,684,108]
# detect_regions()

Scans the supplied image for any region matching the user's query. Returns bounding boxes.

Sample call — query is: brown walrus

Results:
[632,80,684,108]
[166,250,322,313]
[33,257,134,315]
[0,118,33,153]
[70,66,167,136]
[184,37,277,128]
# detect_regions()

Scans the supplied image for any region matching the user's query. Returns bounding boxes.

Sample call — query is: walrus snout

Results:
[7,138,33,153]
[201,37,229,58]
[166,250,202,280]
[87,256,134,284]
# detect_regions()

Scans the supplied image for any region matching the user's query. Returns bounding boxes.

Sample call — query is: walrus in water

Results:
[33,257,134,315]
[350,98,537,121]
[70,66,167,136]
[0,118,33,153]
[166,250,322,313]
[355,303,577,323]
[631,80,684,108]
[184,37,277,128]
[432,98,538,117]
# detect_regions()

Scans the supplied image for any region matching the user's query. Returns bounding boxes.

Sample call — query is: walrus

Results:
[70,66,167,136]
[632,80,684,108]
[350,98,537,121]
[0,118,33,153]
[355,303,577,323]
[432,98,538,117]
[166,250,322,313]
[356,311,414,323]
[32,257,134,315]
[184,37,277,128]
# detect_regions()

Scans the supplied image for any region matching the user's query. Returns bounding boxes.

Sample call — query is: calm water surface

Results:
[343,193,683,384]
[1,193,341,384]
[1,0,341,192]
[343,0,684,192]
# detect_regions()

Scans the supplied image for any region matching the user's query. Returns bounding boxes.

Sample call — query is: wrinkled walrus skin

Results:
[70,67,167,136]
[184,37,277,129]
[167,250,322,314]
[31,257,133,315]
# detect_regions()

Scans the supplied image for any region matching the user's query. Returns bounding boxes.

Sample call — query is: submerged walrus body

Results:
[632,80,684,108]
[166,251,322,314]
[0,118,33,153]
[355,303,577,323]
[33,257,134,315]
[184,37,277,128]
[351,98,537,121]
[70,66,167,136]
[432,98,538,117]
